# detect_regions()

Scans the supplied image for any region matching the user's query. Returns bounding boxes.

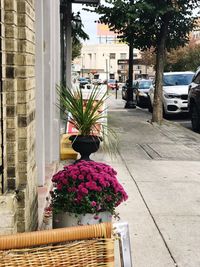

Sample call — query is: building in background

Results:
[75,43,155,83]
[191,18,200,44]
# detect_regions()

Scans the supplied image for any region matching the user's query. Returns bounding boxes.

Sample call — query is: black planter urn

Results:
[69,135,101,161]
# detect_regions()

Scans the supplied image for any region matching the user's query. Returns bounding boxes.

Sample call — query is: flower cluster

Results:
[50,160,128,216]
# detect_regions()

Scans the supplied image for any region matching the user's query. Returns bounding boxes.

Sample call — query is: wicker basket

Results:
[0,222,114,267]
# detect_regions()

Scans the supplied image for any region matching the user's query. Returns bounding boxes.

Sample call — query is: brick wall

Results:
[0,0,38,234]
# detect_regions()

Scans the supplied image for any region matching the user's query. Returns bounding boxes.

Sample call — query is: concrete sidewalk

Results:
[93,93,200,267]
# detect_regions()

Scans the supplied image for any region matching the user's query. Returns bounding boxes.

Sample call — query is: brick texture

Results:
[0,0,38,234]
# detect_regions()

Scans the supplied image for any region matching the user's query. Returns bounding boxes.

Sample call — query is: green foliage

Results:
[165,43,200,72]
[86,0,198,50]
[57,85,118,153]
[72,41,82,61]
[140,48,156,68]
[57,84,108,136]
[71,12,89,60]
[86,0,199,123]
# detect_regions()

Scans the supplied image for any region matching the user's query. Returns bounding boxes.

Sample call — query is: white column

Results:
[35,0,45,186]
[43,0,60,164]
[43,0,53,164]
[51,0,60,161]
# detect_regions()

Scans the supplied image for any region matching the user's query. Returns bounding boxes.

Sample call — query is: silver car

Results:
[148,71,194,115]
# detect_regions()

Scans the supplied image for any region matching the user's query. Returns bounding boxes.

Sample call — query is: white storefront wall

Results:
[35,0,61,186]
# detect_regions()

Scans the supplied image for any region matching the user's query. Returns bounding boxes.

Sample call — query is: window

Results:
[110,53,116,59]
[119,65,125,70]
[193,71,200,84]
[163,74,194,86]
[120,53,127,59]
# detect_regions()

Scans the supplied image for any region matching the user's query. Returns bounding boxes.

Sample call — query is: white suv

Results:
[148,71,194,115]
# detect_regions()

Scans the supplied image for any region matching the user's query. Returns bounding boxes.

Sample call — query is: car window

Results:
[193,72,200,84]
[163,74,194,86]
[108,79,116,83]
[132,81,138,88]
[138,80,152,89]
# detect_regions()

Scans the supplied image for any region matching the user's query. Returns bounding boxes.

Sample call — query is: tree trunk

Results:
[152,22,168,124]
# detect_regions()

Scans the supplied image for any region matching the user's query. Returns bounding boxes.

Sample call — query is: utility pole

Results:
[125,39,136,108]
[106,58,109,93]
[124,0,136,109]
[60,0,72,88]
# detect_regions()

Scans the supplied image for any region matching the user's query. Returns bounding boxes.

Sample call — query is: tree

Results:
[85,1,144,108]
[130,0,198,123]
[86,0,198,123]
[165,42,200,72]
[140,48,156,68]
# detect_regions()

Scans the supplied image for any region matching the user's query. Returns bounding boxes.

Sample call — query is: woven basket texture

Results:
[0,239,114,267]
[0,223,114,267]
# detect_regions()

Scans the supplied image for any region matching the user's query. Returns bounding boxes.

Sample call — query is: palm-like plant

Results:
[57,84,117,155]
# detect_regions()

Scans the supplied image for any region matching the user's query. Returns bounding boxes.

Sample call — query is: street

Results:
[166,113,192,131]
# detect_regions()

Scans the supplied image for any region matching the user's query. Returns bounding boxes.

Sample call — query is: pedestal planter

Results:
[69,135,101,161]
[53,211,112,228]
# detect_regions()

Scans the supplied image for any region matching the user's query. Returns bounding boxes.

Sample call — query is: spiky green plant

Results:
[57,84,118,153]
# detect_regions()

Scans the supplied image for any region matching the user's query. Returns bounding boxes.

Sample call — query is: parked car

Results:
[148,71,194,116]
[78,77,89,88]
[92,78,102,85]
[188,67,200,132]
[107,79,118,90]
[122,79,152,107]
[135,79,153,107]
[122,80,137,101]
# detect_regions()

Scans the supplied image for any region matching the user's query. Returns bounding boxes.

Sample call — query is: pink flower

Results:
[81,187,88,194]
[51,160,128,216]
[61,178,67,185]
[91,201,96,207]
[71,174,77,180]
[78,174,84,180]
[57,183,63,190]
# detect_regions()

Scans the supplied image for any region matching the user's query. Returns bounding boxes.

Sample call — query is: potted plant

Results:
[57,84,117,161]
[51,160,128,228]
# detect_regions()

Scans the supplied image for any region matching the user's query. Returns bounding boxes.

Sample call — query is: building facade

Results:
[76,43,155,82]
[0,0,38,234]
[0,0,61,234]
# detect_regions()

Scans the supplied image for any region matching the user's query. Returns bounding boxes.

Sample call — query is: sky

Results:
[72,4,100,44]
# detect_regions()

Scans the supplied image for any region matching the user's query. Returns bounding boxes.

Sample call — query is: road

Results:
[164,113,193,131]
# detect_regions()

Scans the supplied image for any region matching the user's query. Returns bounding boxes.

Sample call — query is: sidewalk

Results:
[93,93,200,267]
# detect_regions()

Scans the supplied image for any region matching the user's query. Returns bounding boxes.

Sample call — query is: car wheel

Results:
[136,96,140,106]
[148,96,153,113]
[162,106,168,119]
[191,104,200,132]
